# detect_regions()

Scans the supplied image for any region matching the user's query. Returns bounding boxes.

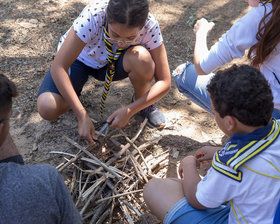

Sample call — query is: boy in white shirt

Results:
[144,64,280,224]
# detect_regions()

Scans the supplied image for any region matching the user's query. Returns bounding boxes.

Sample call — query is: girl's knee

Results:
[37,92,65,121]
[143,178,161,202]
[124,46,155,79]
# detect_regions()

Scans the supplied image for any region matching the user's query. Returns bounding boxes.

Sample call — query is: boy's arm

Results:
[180,156,207,210]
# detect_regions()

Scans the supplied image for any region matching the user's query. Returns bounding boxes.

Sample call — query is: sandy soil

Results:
[1,0,250,222]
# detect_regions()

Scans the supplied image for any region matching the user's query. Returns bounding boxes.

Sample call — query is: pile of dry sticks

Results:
[50,118,170,223]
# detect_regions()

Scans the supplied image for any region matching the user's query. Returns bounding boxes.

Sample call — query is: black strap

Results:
[273,72,280,85]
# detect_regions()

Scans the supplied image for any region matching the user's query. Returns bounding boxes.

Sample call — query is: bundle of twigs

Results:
[50,118,170,223]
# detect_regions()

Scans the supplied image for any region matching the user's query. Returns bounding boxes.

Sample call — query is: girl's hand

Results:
[77,112,97,143]
[107,106,131,128]
[193,18,215,36]
[194,146,219,162]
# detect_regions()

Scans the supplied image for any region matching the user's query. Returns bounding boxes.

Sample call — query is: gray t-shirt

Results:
[0,162,82,224]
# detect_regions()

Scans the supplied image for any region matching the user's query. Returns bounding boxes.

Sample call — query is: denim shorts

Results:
[163,198,230,224]
[172,62,280,119]
[37,49,129,97]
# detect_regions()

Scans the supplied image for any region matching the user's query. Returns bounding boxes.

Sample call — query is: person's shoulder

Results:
[29,164,59,175]
[142,13,160,32]
[19,164,60,180]
[146,13,159,25]
[147,13,157,21]
[76,0,107,22]
[82,0,107,27]
[87,0,108,14]
[247,4,270,17]
[0,163,61,188]
[230,5,267,32]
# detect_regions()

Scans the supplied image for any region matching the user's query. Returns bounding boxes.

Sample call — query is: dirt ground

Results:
[1,0,250,223]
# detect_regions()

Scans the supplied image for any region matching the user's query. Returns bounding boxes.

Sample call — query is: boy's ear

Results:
[224,115,237,132]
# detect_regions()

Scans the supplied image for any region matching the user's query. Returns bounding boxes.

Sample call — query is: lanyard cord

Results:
[273,72,280,86]
[99,26,125,115]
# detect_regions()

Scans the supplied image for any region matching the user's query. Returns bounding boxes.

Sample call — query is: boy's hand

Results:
[195,146,220,162]
[178,156,200,179]
[193,18,215,36]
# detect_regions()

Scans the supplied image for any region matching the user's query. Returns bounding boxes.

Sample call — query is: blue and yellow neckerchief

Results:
[212,119,280,182]
[99,26,126,115]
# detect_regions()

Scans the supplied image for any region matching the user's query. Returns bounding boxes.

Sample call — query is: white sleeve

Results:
[200,7,263,74]
[196,167,236,208]
[140,14,163,51]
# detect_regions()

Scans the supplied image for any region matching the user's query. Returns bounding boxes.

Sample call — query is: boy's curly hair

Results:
[0,74,18,115]
[207,65,273,126]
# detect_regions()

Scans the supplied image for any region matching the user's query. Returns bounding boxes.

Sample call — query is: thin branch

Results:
[95,189,143,204]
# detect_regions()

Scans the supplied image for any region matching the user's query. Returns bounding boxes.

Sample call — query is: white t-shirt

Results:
[200,4,280,110]
[196,121,280,223]
[57,0,163,69]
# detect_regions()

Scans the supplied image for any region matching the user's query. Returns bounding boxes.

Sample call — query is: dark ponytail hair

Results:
[248,0,280,66]
[107,0,149,28]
